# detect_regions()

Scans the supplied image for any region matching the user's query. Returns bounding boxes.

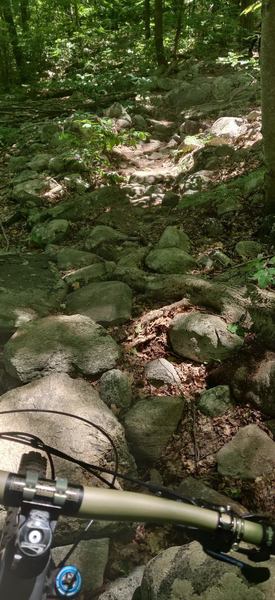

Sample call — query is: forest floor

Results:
[0,57,274,591]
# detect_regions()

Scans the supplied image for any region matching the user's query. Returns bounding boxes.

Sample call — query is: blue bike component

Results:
[55,565,82,598]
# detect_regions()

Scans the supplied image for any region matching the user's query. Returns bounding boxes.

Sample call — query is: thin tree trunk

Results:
[144,0,151,39]
[173,0,184,57]
[261,0,275,212]
[0,0,25,81]
[20,0,30,33]
[154,0,167,66]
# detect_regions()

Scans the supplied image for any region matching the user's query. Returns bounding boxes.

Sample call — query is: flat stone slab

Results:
[0,253,67,341]
[4,314,121,383]
[66,281,132,325]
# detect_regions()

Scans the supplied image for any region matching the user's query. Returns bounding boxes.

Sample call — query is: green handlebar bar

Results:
[0,469,273,552]
[79,486,266,546]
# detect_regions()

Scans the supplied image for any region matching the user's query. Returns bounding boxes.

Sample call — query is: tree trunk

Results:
[144,0,151,39]
[173,0,184,57]
[261,0,275,212]
[154,0,167,66]
[20,0,30,33]
[0,0,25,81]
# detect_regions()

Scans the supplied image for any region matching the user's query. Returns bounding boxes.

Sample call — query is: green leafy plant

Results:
[250,257,275,289]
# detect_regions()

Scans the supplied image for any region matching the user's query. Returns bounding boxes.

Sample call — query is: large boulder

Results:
[124,396,184,462]
[0,254,67,342]
[0,373,135,481]
[216,424,275,479]
[66,281,132,325]
[3,314,120,383]
[169,312,244,363]
[209,117,247,141]
[145,248,195,274]
[232,354,275,417]
[98,566,144,600]
[0,374,136,544]
[140,541,275,599]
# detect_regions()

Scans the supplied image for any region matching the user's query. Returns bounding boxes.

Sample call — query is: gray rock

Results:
[140,541,275,600]
[179,119,200,136]
[31,219,69,246]
[178,477,247,515]
[0,373,135,483]
[52,539,109,594]
[98,566,144,600]
[66,281,132,325]
[0,254,67,342]
[116,117,132,131]
[105,103,126,118]
[144,358,181,386]
[4,314,120,382]
[13,178,46,199]
[232,354,275,417]
[27,154,51,172]
[51,247,103,270]
[63,173,90,192]
[156,226,190,252]
[217,424,275,479]
[9,156,29,172]
[211,250,232,267]
[145,248,195,274]
[85,226,128,251]
[132,114,148,130]
[116,247,147,269]
[183,170,213,192]
[166,81,212,110]
[124,395,184,462]
[197,385,233,417]
[100,369,132,410]
[64,262,116,286]
[169,312,244,363]
[209,117,247,140]
[235,240,262,259]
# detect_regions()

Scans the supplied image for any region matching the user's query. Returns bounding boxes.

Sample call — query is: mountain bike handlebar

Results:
[0,469,274,553]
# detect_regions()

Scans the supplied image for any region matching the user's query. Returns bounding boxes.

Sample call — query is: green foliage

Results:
[55,113,148,175]
[227,323,246,337]
[250,257,275,289]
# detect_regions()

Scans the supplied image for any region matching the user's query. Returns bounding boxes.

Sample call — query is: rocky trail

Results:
[0,62,274,598]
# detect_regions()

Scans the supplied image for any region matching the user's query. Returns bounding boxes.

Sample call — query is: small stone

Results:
[144,358,181,386]
[100,369,132,409]
[156,226,190,252]
[31,219,69,246]
[197,385,233,417]
[66,281,132,325]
